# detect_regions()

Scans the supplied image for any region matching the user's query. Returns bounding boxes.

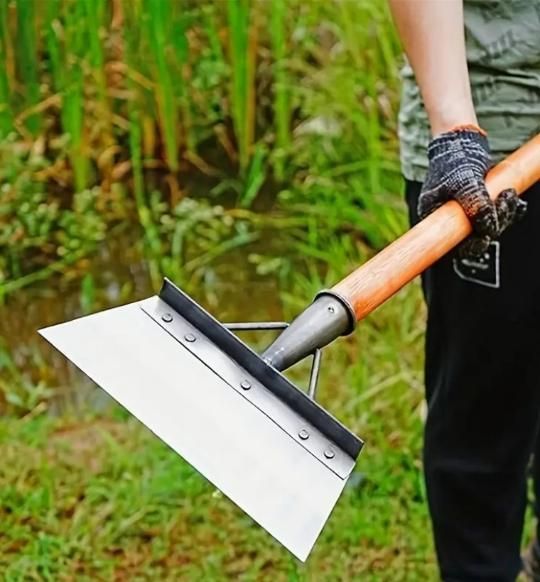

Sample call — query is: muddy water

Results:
[0,233,285,413]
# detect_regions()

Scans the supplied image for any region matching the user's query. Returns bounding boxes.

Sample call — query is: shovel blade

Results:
[39,297,354,561]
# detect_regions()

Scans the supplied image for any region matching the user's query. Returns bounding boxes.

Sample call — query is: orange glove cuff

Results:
[447,123,487,137]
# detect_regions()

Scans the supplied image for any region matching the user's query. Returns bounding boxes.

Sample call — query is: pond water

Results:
[0,231,286,414]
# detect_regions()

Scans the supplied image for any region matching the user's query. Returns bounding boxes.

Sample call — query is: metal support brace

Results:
[225,321,322,401]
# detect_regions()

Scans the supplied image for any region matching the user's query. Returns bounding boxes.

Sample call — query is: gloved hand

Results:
[418,127,527,257]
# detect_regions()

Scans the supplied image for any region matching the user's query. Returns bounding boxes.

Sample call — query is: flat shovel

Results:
[39,134,540,561]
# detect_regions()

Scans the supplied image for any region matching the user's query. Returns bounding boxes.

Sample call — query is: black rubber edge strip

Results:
[159,278,364,460]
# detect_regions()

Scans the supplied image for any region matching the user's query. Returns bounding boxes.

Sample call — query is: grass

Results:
[0,282,440,580]
[1,259,537,579]
[0,0,441,577]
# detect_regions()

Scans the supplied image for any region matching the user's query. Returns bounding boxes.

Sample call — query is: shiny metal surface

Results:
[158,279,363,460]
[224,320,322,402]
[141,297,355,479]
[261,293,354,371]
[307,349,322,400]
[39,299,353,561]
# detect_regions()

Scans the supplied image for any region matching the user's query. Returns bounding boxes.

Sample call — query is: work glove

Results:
[418,127,527,257]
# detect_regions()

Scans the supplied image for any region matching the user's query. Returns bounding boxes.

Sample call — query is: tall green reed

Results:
[15,0,40,136]
[169,2,195,155]
[44,0,88,190]
[82,0,108,129]
[338,1,400,195]
[0,0,13,137]
[63,1,88,191]
[226,0,255,173]
[270,0,290,182]
[144,0,179,172]
[123,0,162,287]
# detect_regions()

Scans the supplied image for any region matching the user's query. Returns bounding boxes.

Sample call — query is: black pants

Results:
[405,180,540,582]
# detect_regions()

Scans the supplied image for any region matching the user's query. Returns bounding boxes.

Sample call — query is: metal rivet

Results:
[161,313,173,323]
[184,333,196,342]
[240,380,251,390]
[298,429,309,440]
[324,449,335,459]
[327,305,335,313]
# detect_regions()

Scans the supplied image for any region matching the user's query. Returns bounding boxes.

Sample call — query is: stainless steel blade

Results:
[39,299,351,560]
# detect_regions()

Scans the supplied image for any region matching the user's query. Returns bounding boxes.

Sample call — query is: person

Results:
[388,1,540,580]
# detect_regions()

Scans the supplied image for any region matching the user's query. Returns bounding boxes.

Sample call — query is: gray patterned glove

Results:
[418,128,527,257]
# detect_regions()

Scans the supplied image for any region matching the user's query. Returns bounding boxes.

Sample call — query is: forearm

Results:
[389,0,477,136]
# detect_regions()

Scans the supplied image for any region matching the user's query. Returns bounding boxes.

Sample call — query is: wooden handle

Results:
[332,134,540,322]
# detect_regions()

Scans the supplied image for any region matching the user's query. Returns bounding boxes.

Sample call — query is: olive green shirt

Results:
[399,0,540,182]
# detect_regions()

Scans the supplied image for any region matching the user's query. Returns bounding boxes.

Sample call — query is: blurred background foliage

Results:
[0,1,443,578]
[0,0,403,295]
[0,0,409,416]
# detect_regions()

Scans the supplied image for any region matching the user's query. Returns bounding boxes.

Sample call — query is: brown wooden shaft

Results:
[332,134,540,322]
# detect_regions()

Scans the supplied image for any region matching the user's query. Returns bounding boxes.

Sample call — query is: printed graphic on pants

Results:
[453,241,500,288]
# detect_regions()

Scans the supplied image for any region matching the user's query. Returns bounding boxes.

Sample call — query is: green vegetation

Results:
[0,0,451,578]
[0,0,403,295]
[0,282,439,580]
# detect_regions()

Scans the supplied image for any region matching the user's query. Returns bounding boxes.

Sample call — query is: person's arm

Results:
[389,0,477,135]
[388,0,526,256]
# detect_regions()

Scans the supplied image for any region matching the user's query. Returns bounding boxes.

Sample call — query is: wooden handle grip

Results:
[332,134,540,322]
